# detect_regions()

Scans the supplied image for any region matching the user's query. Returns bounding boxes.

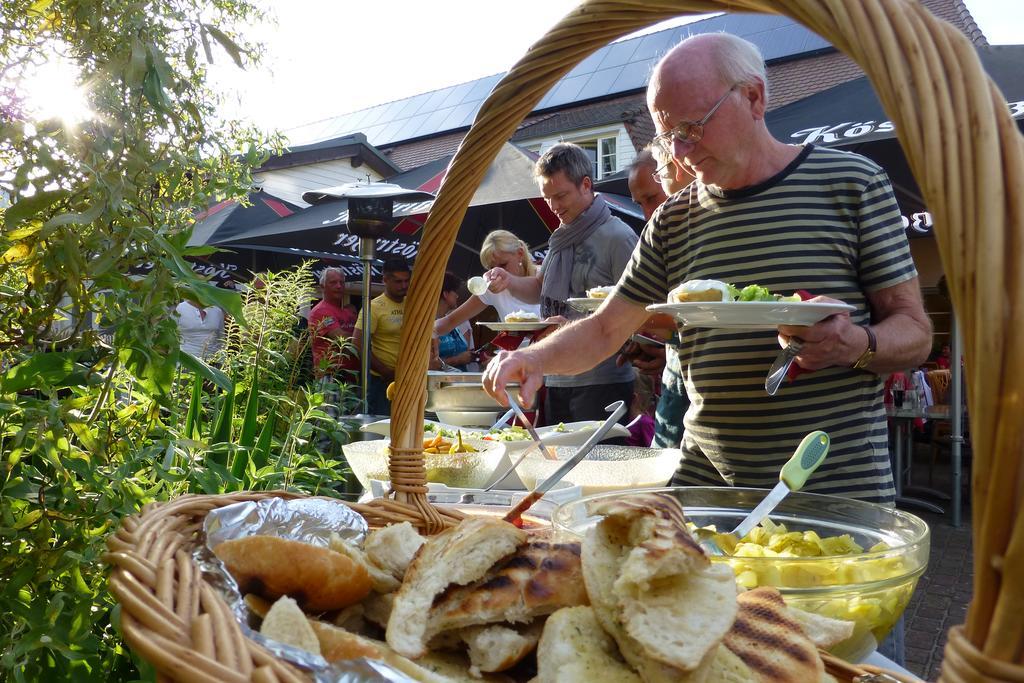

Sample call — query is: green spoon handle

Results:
[779,431,830,490]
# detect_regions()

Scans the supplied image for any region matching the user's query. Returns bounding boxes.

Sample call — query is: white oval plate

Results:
[360,419,630,452]
[646,301,855,329]
[567,297,603,313]
[476,321,552,332]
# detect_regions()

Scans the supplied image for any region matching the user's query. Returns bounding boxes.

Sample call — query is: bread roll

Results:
[669,279,733,302]
[214,535,371,612]
[364,521,426,581]
[329,532,401,593]
[259,596,321,655]
[309,620,454,682]
[504,310,540,323]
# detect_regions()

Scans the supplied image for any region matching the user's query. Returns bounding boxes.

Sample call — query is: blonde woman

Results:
[434,229,541,337]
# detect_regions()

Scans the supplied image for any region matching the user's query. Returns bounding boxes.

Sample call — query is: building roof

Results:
[257,132,401,176]
[286,13,834,149]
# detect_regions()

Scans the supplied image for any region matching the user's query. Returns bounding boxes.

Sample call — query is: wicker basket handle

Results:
[387,0,1024,671]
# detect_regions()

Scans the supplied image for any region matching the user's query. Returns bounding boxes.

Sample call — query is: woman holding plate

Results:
[434,230,540,338]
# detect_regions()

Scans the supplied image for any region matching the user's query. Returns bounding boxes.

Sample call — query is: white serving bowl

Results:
[514,445,679,495]
[341,438,506,490]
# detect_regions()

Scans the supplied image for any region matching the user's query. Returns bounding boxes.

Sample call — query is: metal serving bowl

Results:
[425,371,524,427]
[551,486,930,661]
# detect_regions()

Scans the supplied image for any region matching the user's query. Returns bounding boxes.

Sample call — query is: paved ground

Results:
[899,442,973,681]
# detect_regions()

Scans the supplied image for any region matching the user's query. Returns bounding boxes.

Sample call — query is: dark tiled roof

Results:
[363,0,989,172]
[511,94,647,141]
[287,13,833,149]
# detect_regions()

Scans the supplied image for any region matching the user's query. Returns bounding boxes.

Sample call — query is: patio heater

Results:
[336,183,434,413]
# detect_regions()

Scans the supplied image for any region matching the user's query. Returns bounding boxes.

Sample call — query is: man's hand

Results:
[777,296,864,370]
[482,349,544,408]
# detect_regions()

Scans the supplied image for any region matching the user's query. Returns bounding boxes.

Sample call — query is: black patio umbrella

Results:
[766,44,1024,221]
[211,142,644,283]
[128,189,306,286]
[185,188,309,281]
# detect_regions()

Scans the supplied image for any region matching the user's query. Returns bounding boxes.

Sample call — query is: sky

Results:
[212,0,1024,137]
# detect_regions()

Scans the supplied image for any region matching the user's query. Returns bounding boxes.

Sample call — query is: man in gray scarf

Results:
[486,142,638,426]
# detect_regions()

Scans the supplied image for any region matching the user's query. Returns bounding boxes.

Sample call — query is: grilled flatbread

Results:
[387,517,526,658]
[582,517,711,683]
[585,493,738,672]
[784,604,855,649]
[460,622,543,674]
[589,492,709,585]
[427,540,588,635]
[310,620,455,682]
[536,606,642,683]
[724,587,825,683]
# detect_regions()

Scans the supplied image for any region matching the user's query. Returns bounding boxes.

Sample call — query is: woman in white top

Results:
[175,299,225,360]
[434,229,541,337]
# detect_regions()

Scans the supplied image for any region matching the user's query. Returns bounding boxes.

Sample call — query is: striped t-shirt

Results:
[617,145,917,505]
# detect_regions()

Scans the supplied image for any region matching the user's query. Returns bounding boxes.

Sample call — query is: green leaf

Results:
[251,408,276,470]
[203,24,245,69]
[177,352,232,392]
[210,385,235,445]
[185,280,246,327]
[3,189,70,228]
[28,0,55,15]
[0,351,82,394]
[42,203,104,229]
[126,38,148,86]
[229,446,249,481]
[142,67,170,113]
[14,509,43,530]
[238,369,260,448]
[183,372,203,441]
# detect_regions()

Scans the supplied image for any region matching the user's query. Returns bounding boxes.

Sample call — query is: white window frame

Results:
[523,124,626,180]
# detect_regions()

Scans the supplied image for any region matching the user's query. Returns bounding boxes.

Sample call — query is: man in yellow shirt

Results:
[353,257,411,415]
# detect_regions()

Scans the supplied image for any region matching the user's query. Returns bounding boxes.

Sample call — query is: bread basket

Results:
[106,1,1024,681]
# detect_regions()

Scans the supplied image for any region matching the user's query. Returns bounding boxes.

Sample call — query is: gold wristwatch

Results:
[852,325,876,369]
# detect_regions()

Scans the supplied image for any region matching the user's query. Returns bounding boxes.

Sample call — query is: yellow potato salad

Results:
[692,519,919,659]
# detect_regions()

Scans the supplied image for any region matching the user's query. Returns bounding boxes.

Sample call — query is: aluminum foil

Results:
[197,497,416,683]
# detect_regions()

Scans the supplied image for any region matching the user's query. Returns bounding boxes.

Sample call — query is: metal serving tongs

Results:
[457,392,548,504]
[504,399,628,526]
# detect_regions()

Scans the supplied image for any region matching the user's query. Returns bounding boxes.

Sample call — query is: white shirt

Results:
[175,301,225,360]
[478,288,541,321]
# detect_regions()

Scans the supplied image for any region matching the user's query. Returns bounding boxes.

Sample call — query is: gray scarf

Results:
[540,194,610,316]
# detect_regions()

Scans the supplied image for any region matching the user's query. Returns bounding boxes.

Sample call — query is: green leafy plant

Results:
[0,2,360,680]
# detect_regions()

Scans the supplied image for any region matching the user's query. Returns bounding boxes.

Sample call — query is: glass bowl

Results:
[341,438,506,490]
[514,445,678,495]
[551,486,930,661]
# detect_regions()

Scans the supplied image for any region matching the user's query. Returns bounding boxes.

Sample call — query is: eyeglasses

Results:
[651,160,675,184]
[652,84,739,153]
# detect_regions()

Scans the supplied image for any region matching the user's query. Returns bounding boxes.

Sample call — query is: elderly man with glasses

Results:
[486,32,932,506]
